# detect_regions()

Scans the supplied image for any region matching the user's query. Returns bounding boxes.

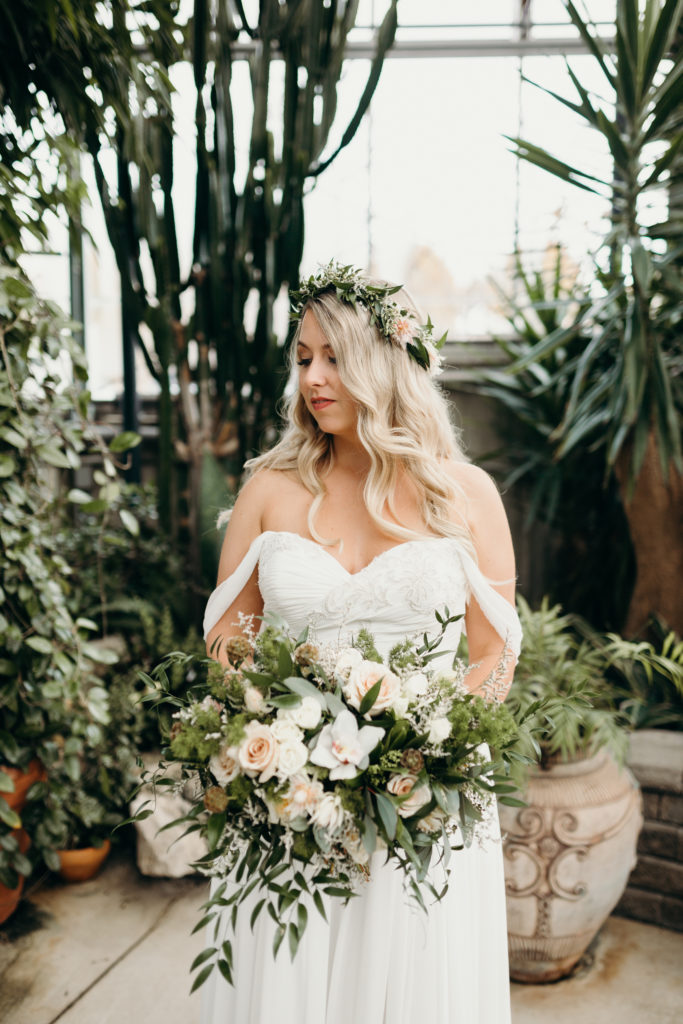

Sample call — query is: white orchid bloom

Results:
[309,709,384,781]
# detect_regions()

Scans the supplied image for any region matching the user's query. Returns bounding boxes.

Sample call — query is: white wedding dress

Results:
[201,531,522,1024]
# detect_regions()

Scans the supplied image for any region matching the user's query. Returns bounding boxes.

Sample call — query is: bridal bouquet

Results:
[138,611,522,991]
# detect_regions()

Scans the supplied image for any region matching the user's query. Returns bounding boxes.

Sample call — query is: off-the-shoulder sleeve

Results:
[203,533,267,640]
[458,547,522,660]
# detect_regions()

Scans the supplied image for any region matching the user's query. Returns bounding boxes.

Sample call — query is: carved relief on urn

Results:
[500,749,642,982]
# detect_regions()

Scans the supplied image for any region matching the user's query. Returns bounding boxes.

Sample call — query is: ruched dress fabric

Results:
[201,531,521,1024]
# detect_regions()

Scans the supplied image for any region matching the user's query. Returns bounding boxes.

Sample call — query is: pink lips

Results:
[311,398,334,410]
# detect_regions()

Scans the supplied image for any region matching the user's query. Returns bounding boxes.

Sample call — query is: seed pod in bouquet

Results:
[225,635,253,667]
[204,786,229,814]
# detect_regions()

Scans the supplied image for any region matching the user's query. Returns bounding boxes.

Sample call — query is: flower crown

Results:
[290,261,446,376]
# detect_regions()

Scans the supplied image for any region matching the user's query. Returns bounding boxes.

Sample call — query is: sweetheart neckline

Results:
[259,529,454,578]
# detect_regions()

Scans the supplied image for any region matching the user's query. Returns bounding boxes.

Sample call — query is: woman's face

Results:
[297,310,358,438]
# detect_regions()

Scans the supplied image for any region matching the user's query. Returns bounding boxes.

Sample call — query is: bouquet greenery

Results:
[138,611,526,991]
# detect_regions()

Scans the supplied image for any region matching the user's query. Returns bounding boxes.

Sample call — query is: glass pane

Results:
[516,54,612,268]
[303,56,522,339]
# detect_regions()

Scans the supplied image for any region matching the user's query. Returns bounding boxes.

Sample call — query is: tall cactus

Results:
[89,0,399,599]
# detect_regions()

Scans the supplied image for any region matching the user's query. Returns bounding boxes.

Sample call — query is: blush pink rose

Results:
[344,660,402,716]
[238,721,279,782]
[387,773,431,818]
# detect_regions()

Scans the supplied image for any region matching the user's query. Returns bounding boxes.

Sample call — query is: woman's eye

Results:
[296,358,311,367]
[328,356,337,365]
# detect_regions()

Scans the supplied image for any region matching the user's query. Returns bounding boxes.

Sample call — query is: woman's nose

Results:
[305,357,328,385]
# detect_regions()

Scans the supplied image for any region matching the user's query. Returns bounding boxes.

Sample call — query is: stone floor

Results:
[1,850,681,1024]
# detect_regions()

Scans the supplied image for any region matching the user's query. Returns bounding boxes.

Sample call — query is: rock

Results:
[131,754,207,878]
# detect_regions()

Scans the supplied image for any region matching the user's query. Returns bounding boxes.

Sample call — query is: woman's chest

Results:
[256,533,469,638]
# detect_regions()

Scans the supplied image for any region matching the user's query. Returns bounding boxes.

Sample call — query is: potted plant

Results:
[0,264,139,918]
[501,597,650,981]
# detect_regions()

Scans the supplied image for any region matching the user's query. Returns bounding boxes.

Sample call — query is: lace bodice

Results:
[203,530,521,666]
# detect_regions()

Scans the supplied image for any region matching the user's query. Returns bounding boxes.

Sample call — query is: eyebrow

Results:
[296,341,333,351]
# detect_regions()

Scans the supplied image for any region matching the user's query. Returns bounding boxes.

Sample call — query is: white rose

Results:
[238,721,279,782]
[427,717,451,745]
[310,793,345,834]
[334,647,364,679]
[244,686,266,713]
[281,696,322,730]
[403,672,428,700]
[271,718,304,744]
[344,660,402,717]
[276,739,309,779]
[209,743,240,785]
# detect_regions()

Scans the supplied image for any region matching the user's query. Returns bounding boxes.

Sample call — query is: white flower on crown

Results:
[392,317,416,349]
[423,339,444,376]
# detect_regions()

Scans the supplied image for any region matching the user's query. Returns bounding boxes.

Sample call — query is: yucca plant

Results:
[471,248,634,629]
[507,0,683,635]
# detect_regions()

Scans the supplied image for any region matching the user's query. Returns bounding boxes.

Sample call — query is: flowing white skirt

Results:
[200,812,511,1024]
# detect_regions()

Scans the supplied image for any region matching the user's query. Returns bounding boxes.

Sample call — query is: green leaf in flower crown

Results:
[374,789,397,840]
[358,677,383,716]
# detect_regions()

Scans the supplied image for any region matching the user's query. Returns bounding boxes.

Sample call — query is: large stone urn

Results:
[500,748,642,982]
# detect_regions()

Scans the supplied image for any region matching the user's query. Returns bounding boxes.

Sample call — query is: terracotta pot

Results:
[500,749,642,982]
[0,829,31,926]
[57,839,111,883]
[0,760,47,813]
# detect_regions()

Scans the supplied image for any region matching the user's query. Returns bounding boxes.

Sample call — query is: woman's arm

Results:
[205,472,272,667]
[447,463,517,699]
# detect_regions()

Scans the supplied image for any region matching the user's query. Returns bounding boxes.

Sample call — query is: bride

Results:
[202,262,521,1024]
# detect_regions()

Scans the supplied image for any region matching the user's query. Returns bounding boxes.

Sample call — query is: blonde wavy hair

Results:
[242,282,475,554]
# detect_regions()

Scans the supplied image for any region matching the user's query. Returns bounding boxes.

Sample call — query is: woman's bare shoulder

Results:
[443,459,502,511]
